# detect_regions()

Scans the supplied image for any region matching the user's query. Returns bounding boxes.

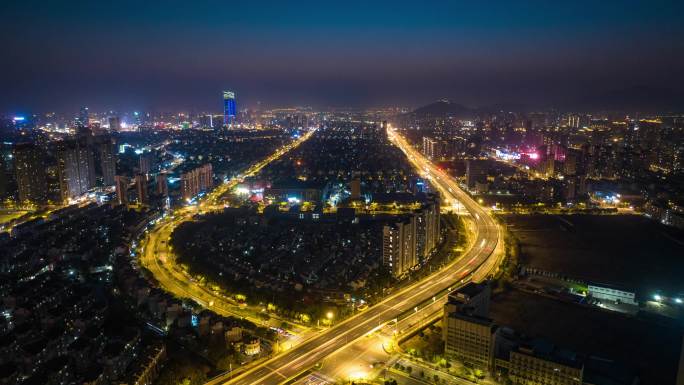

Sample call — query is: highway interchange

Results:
[137,131,316,331]
[208,127,502,385]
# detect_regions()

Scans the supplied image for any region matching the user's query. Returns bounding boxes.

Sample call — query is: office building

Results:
[115,175,130,205]
[587,283,637,306]
[223,91,237,127]
[508,341,583,385]
[443,282,496,371]
[445,281,491,317]
[13,143,48,204]
[382,215,417,277]
[350,178,361,200]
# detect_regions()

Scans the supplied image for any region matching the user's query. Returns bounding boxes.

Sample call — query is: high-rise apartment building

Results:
[382,215,417,277]
[13,143,48,204]
[156,174,168,197]
[422,137,442,160]
[135,174,148,205]
[414,197,440,264]
[98,136,117,186]
[115,175,130,205]
[57,139,95,202]
[181,164,213,202]
[466,159,487,189]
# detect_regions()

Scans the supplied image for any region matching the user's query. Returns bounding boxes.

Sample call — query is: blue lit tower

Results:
[223,91,236,128]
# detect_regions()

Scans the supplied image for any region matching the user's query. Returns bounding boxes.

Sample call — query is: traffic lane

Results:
[225,233,497,384]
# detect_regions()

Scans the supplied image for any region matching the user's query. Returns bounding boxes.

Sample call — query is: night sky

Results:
[1,0,683,113]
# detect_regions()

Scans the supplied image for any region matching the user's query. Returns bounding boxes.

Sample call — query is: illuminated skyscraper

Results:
[223,91,237,127]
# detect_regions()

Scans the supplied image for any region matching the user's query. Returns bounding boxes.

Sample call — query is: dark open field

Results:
[490,289,683,385]
[499,214,684,298]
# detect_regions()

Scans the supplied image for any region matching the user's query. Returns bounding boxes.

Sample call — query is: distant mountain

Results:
[409,100,534,118]
[410,100,475,119]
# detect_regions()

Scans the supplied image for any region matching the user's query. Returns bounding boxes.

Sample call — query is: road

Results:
[211,128,501,385]
[137,130,316,332]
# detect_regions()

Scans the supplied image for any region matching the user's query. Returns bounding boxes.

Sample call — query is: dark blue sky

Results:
[1,0,683,113]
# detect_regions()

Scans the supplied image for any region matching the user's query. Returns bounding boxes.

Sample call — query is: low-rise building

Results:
[443,282,496,370]
[588,283,637,305]
[244,339,261,356]
[508,340,583,385]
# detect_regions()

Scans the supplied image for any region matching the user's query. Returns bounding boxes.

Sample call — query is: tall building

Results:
[115,175,130,205]
[382,215,417,277]
[422,137,442,160]
[13,143,47,205]
[108,116,121,131]
[181,164,213,202]
[76,106,89,128]
[223,91,237,127]
[98,136,117,186]
[566,114,581,129]
[56,139,95,202]
[415,197,440,264]
[135,174,148,205]
[139,154,152,175]
[443,282,496,371]
[466,159,487,189]
[350,178,361,200]
[156,174,168,197]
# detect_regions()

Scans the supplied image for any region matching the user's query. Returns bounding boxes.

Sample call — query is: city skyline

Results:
[2,2,684,385]
[2,0,683,113]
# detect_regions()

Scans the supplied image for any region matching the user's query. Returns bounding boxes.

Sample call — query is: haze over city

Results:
[1,2,684,385]
[2,0,683,113]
